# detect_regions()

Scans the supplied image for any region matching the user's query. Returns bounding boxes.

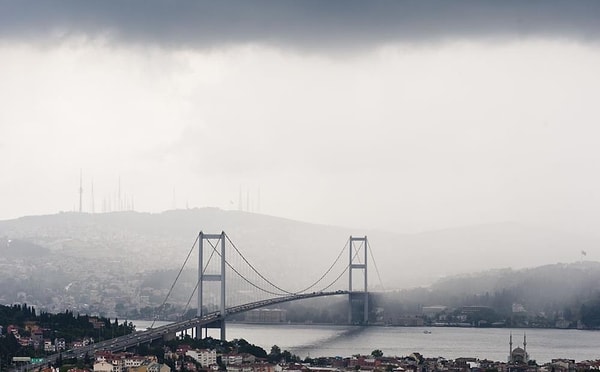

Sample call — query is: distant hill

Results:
[0,209,598,289]
[395,261,600,308]
[0,238,49,258]
[376,261,600,328]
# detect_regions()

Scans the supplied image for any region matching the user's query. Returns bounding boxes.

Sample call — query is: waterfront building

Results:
[421,306,447,318]
[244,309,287,323]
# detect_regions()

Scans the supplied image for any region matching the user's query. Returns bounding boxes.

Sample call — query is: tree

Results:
[281,350,297,363]
[371,349,383,358]
[268,345,282,363]
[234,339,267,358]
[84,352,92,365]
[580,300,600,328]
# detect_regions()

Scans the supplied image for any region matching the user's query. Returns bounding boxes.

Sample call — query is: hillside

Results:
[0,209,599,318]
[376,262,600,328]
[0,209,596,287]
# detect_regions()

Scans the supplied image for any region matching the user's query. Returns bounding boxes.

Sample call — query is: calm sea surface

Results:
[132,321,600,363]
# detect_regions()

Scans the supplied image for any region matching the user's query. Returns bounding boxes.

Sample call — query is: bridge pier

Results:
[197,231,227,340]
[348,236,369,324]
[194,320,225,341]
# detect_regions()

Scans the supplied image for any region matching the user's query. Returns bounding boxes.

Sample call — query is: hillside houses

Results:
[3,323,72,351]
[93,352,165,372]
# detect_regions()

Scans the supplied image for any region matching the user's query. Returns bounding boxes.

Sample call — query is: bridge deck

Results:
[28,291,352,371]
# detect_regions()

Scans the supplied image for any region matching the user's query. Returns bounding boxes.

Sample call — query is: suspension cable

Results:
[317,240,363,292]
[318,266,348,292]
[151,234,199,328]
[294,238,350,293]
[207,238,288,296]
[189,233,376,310]
[225,234,296,295]
[353,241,364,264]
[181,242,218,318]
[367,240,385,291]
[182,281,199,319]
[154,233,380,324]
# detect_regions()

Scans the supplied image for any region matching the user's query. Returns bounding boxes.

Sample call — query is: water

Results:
[131,321,600,363]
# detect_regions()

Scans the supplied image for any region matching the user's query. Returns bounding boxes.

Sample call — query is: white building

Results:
[124,356,149,368]
[186,349,217,367]
[94,360,114,372]
[225,353,256,366]
[44,340,56,353]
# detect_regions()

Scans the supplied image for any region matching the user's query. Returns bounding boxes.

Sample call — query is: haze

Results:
[1,1,600,237]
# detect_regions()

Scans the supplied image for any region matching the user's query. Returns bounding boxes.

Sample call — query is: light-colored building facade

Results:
[186,349,217,367]
[244,309,287,323]
[94,360,114,372]
[130,362,170,372]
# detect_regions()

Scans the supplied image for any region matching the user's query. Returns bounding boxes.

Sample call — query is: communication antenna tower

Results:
[79,170,83,213]
[91,178,95,213]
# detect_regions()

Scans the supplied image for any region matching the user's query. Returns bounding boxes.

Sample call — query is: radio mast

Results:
[79,170,83,213]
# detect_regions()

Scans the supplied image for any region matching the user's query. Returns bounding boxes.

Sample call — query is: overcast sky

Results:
[1,1,600,235]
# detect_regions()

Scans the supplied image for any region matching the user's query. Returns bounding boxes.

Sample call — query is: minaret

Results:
[523,332,527,361]
[509,332,513,363]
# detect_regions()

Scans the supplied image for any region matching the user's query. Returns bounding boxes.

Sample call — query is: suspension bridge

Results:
[37,232,383,366]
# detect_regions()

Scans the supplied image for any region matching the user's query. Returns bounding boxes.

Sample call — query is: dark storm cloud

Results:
[1,0,599,49]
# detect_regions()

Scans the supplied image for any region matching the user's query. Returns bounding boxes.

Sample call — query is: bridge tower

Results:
[348,236,369,324]
[197,231,227,340]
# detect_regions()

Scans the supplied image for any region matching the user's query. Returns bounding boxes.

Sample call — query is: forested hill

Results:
[432,261,600,304]
[377,262,600,328]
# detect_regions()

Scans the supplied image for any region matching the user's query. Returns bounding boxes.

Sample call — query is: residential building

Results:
[225,353,256,365]
[244,309,287,323]
[44,339,56,353]
[93,361,113,372]
[55,338,66,351]
[130,361,170,372]
[186,349,217,367]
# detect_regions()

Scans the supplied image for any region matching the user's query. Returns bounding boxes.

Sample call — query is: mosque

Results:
[509,333,529,364]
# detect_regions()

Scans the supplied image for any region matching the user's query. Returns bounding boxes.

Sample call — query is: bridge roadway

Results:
[30,290,350,370]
